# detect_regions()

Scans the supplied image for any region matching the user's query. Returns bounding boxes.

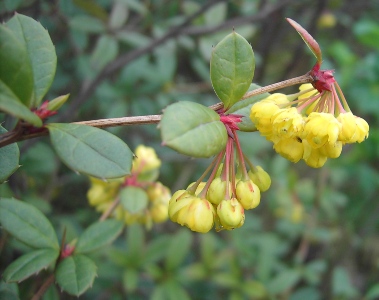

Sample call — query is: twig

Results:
[31,274,55,300]
[99,197,121,221]
[0,73,313,148]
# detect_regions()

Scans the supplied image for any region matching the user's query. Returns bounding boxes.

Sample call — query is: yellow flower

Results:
[132,145,161,174]
[272,107,305,138]
[303,112,341,148]
[337,112,369,143]
[302,140,328,168]
[87,177,122,206]
[273,137,304,163]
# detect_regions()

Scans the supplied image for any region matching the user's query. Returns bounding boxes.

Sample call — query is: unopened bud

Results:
[47,94,70,111]
[207,177,230,205]
[235,180,261,210]
[248,166,271,192]
[217,198,245,230]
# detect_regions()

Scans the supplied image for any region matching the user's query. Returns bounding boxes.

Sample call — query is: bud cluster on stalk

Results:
[168,113,271,233]
[87,145,171,228]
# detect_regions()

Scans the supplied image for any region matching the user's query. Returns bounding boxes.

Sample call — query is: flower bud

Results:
[207,177,230,205]
[168,192,192,222]
[248,166,271,192]
[151,203,168,223]
[235,180,261,210]
[178,197,215,233]
[217,198,245,229]
[147,182,171,204]
[187,182,206,195]
[338,112,369,143]
[132,145,161,174]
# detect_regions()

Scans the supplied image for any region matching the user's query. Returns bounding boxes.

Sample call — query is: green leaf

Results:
[90,35,119,72]
[125,224,144,263]
[55,255,97,296]
[69,15,105,33]
[75,219,123,254]
[7,14,57,107]
[0,126,20,183]
[122,268,138,293]
[109,1,129,30]
[0,80,42,126]
[0,282,19,300]
[226,83,270,131]
[366,284,379,300]
[210,31,255,109]
[267,269,302,295]
[165,229,192,271]
[0,24,34,106]
[120,186,148,214]
[0,198,59,249]
[160,101,227,158]
[332,267,359,298]
[47,123,133,179]
[3,248,59,282]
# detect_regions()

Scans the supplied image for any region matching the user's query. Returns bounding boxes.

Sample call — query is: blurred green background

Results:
[1,0,379,299]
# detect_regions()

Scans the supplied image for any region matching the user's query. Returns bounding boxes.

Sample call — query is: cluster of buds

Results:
[250,65,369,168]
[87,145,171,228]
[168,113,271,233]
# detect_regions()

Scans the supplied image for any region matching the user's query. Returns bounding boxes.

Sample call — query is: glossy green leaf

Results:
[226,83,270,131]
[160,101,227,158]
[0,126,20,184]
[0,198,59,249]
[165,229,192,271]
[47,123,133,179]
[7,14,57,107]
[0,282,19,300]
[3,248,59,282]
[210,31,255,109]
[0,24,33,106]
[122,268,138,293]
[120,186,148,214]
[55,255,97,296]
[75,219,123,254]
[0,81,42,126]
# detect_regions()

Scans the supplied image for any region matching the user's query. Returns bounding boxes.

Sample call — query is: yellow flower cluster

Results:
[250,84,369,168]
[168,166,271,233]
[87,145,171,227]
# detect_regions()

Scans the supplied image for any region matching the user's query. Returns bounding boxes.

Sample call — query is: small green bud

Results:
[217,198,245,230]
[236,180,260,210]
[248,166,271,192]
[207,177,230,205]
[47,94,70,111]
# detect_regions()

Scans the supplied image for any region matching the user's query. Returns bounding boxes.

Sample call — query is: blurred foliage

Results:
[1,0,379,299]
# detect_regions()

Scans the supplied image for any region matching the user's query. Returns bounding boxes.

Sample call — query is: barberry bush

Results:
[1,1,379,299]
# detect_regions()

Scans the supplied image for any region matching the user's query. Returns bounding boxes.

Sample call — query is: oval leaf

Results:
[165,229,192,271]
[226,83,270,132]
[0,198,59,249]
[0,81,42,126]
[0,126,20,183]
[120,186,148,214]
[210,31,255,109]
[7,14,57,107]
[55,255,97,296]
[75,219,123,254]
[47,123,133,179]
[0,24,34,106]
[3,248,59,283]
[160,101,227,158]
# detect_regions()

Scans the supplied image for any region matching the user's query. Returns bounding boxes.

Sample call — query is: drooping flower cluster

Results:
[250,64,369,168]
[168,114,271,233]
[87,145,171,228]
